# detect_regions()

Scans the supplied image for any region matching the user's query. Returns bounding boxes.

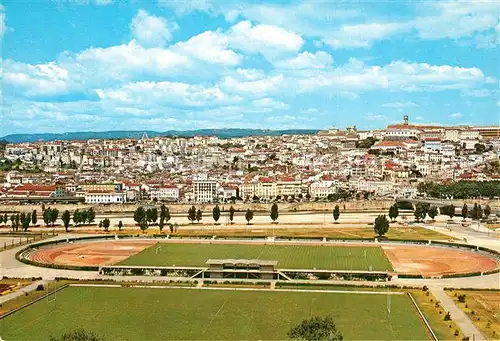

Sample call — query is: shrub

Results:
[454,330,459,336]
[422,285,428,291]
[36,284,44,291]
[458,294,466,303]
[444,312,451,321]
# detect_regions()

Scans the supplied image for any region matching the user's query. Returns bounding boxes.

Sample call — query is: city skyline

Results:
[1,0,499,135]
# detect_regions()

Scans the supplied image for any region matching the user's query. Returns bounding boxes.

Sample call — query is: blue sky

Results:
[0,0,499,135]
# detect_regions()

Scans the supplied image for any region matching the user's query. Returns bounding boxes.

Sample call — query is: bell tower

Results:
[403,115,409,125]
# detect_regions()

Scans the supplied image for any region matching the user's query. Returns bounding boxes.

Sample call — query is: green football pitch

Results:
[0,286,430,340]
[119,243,393,271]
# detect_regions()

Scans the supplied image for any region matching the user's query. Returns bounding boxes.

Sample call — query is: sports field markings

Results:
[201,298,229,335]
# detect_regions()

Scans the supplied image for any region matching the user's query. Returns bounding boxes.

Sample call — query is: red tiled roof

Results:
[14,184,57,192]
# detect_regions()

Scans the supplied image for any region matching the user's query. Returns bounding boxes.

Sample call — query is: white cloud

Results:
[274,51,333,70]
[461,89,494,97]
[322,22,409,49]
[414,1,499,40]
[201,1,499,49]
[235,68,266,80]
[221,74,284,95]
[252,98,288,110]
[96,81,242,107]
[130,9,176,47]
[3,61,71,96]
[95,0,113,5]
[0,7,6,39]
[382,101,417,108]
[173,30,241,65]
[294,60,486,93]
[227,20,304,57]
[157,0,214,15]
[449,112,463,119]
[365,112,388,121]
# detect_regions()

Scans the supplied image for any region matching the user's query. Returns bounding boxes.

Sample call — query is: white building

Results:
[85,191,126,204]
[193,179,218,202]
[150,185,180,202]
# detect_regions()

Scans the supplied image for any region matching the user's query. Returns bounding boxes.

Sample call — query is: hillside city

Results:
[1,115,499,205]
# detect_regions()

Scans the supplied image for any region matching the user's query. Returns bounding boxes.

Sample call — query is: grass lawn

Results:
[171,226,453,241]
[0,286,431,341]
[119,243,393,271]
[447,289,500,340]
[411,290,463,341]
[103,226,453,241]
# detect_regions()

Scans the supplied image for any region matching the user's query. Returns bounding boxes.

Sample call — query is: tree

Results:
[333,205,340,222]
[229,205,235,224]
[43,209,51,227]
[102,218,110,232]
[188,206,196,224]
[388,203,399,222]
[146,208,158,225]
[462,203,468,220]
[88,207,95,224]
[49,328,106,341]
[213,205,221,224]
[160,204,167,221]
[118,220,123,231]
[139,217,148,233]
[3,213,7,225]
[10,214,15,231]
[245,209,254,225]
[158,219,165,232]
[0,215,3,225]
[61,210,71,232]
[414,203,427,222]
[428,206,438,221]
[31,209,37,226]
[196,209,203,223]
[270,203,279,223]
[164,206,171,224]
[288,315,343,341]
[477,204,483,220]
[374,215,389,237]
[98,220,103,228]
[484,204,491,219]
[14,214,20,231]
[134,207,146,225]
[21,212,31,232]
[50,208,59,227]
[447,204,455,219]
[73,209,81,226]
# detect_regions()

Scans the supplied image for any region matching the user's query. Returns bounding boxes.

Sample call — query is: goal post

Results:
[47,282,57,309]
[386,286,392,321]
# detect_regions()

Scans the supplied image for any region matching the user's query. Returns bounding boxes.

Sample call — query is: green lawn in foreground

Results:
[119,243,393,271]
[0,286,430,341]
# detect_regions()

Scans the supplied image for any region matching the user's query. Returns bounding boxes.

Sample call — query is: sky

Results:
[0,0,499,135]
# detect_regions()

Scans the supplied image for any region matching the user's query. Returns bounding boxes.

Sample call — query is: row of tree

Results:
[0,210,38,231]
[133,205,173,232]
[390,202,492,222]
[72,208,96,226]
[417,181,500,199]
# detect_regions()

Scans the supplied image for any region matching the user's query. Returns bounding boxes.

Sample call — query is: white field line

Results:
[68,283,404,295]
[201,298,229,335]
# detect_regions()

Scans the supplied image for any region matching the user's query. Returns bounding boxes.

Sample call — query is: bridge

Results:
[396,198,500,216]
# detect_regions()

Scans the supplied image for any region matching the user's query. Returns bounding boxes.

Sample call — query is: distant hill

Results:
[1,129,320,144]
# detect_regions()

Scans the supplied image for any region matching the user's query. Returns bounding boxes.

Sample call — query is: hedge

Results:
[442,272,482,279]
[397,274,424,279]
